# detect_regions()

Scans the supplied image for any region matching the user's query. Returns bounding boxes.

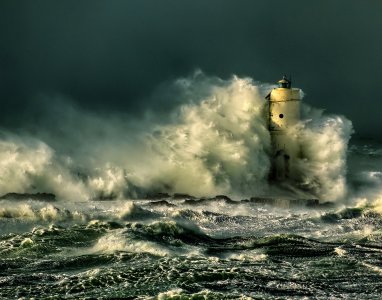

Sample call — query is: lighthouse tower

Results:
[266,76,301,180]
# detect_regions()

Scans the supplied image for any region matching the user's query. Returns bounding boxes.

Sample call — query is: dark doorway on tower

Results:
[270,149,290,180]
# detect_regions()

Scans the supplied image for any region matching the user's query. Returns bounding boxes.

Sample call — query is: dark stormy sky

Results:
[0,1,381,139]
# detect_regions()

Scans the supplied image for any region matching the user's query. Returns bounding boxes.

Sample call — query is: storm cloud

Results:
[0,0,381,138]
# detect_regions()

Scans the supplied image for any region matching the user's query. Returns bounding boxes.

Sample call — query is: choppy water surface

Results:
[1,195,382,299]
[0,141,381,299]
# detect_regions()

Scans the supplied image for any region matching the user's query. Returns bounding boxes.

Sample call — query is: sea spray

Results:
[288,105,353,200]
[0,133,90,201]
[0,72,353,201]
[140,74,272,197]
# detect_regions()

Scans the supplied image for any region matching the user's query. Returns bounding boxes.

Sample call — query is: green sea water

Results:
[1,142,382,299]
[1,198,382,299]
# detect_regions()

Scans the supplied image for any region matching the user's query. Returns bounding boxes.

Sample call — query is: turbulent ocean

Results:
[1,73,382,299]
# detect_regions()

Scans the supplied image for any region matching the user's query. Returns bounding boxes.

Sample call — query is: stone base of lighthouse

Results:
[269,130,301,181]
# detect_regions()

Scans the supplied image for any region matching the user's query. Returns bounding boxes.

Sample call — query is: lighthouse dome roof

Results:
[278,76,291,88]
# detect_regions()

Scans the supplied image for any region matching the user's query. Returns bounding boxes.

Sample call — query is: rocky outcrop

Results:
[0,193,56,202]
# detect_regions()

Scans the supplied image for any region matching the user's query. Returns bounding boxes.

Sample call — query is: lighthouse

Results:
[266,76,301,180]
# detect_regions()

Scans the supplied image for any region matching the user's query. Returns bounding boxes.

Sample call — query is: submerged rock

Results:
[249,197,321,208]
[212,195,237,204]
[0,193,56,202]
[92,193,118,201]
[145,192,171,200]
[146,200,177,207]
[172,193,196,200]
[183,195,237,206]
